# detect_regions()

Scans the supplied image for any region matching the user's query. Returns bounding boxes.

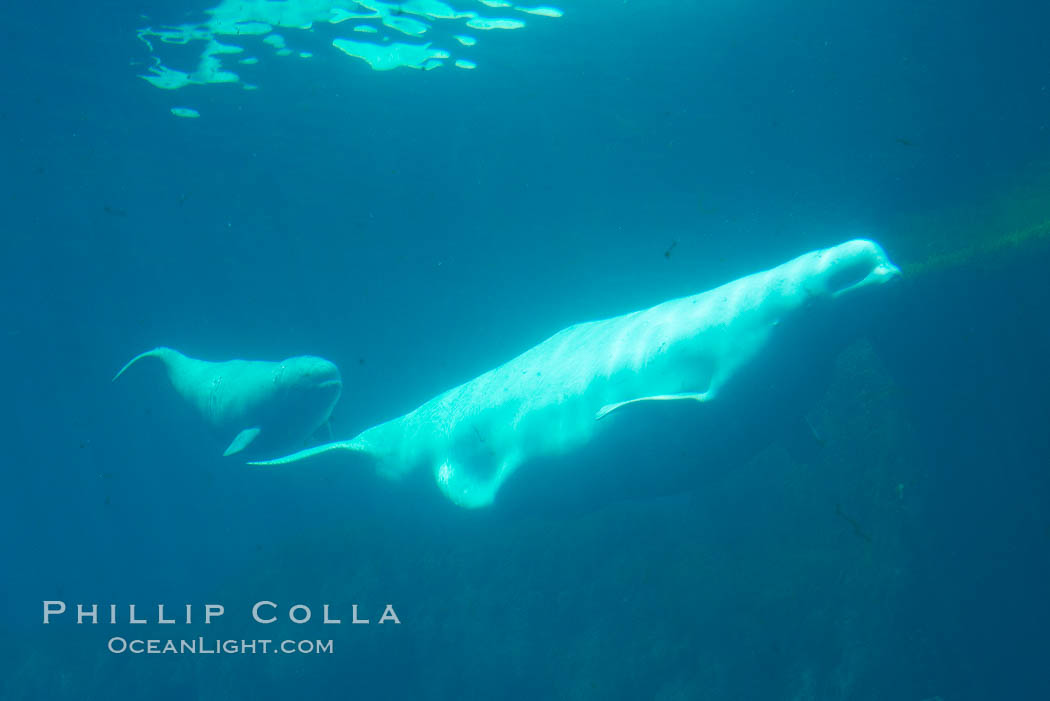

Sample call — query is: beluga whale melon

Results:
[113,348,343,459]
[251,239,900,508]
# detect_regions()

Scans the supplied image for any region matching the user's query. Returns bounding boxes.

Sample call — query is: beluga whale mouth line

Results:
[249,239,901,509]
[316,379,344,390]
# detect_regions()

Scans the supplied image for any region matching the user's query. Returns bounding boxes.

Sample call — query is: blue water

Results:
[2,0,1049,698]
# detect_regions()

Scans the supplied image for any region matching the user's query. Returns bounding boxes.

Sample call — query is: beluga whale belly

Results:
[252,239,900,508]
[114,348,343,458]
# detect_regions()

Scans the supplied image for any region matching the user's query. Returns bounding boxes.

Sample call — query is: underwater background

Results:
[2,0,1049,698]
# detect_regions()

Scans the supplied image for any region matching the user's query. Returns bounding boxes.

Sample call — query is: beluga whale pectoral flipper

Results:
[250,239,901,509]
[113,347,343,459]
[595,392,712,420]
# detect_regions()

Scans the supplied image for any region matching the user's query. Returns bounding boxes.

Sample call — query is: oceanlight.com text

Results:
[107,637,334,655]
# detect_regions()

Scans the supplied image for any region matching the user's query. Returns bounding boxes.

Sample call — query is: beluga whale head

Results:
[271,355,343,430]
[804,239,901,299]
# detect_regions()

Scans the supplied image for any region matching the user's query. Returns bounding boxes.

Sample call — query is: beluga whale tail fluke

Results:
[250,239,901,509]
[112,347,179,382]
[114,346,343,459]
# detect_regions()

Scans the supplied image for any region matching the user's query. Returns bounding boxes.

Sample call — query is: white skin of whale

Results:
[113,348,343,457]
[251,239,900,508]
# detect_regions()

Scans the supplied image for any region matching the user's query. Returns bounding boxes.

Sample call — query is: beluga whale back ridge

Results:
[251,239,901,508]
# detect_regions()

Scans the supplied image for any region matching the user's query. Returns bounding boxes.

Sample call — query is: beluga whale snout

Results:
[113,347,343,459]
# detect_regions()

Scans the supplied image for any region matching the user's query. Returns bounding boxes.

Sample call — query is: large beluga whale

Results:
[114,348,343,458]
[252,239,900,508]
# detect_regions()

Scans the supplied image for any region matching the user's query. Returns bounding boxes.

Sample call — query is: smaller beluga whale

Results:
[251,240,901,508]
[113,348,342,458]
